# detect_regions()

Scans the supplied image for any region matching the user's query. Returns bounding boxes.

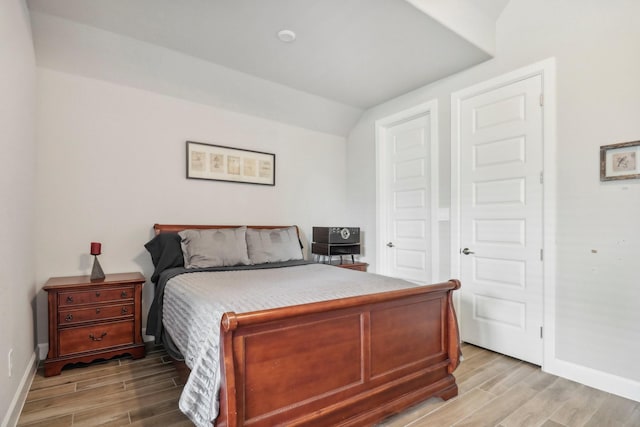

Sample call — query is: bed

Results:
[146,224,461,427]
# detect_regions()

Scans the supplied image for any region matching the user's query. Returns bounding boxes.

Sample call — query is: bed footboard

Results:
[216,279,461,427]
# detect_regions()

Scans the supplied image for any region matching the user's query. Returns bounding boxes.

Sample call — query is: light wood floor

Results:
[379,344,640,427]
[18,346,191,426]
[17,343,640,426]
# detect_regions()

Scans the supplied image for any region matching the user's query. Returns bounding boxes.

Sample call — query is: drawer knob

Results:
[65,314,73,322]
[95,291,101,297]
[121,307,129,314]
[121,291,128,298]
[89,332,107,341]
[66,296,74,303]
[96,308,101,314]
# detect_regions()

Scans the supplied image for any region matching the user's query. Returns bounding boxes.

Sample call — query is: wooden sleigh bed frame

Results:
[154,224,461,427]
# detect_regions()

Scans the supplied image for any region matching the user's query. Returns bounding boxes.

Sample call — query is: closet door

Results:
[376,101,438,284]
[454,74,544,365]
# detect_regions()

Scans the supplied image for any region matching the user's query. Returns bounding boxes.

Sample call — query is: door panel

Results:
[383,114,433,284]
[458,74,543,365]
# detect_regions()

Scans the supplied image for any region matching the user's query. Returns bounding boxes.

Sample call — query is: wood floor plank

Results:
[30,359,123,390]
[584,392,640,427]
[75,364,175,391]
[124,367,182,390]
[521,367,558,391]
[478,361,537,396]
[499,377,581,427]
[409,388,496,426]
[456,354,521,395]
[452,383,538,427]
[20,381,126,419]
[625,404,640,426]
[16,414,73,427]
[128,394,183,423]
[36,350,167,390]
[73,410,131,427]
[458,342,485,361]
[117,353,171,369]
[453,348,501,377]
[539,420,566,427]
[73,387,183,426]
[24,381,76,402]
[377,397,445,427]
[128,408,192,426]
[549,383,606,426]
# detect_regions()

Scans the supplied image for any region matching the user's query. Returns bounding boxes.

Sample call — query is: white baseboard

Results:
[1,351,37,427]
[37,343,48,362]
[544,357,640,402]
[142,327,155,343]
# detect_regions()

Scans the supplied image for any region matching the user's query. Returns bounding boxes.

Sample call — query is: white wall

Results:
[35,69,349,345]
[348,0,640,397]
[0,0,37,425]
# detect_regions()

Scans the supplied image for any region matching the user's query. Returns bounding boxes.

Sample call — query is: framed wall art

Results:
[186,141,275,186]
[600,140,640,181]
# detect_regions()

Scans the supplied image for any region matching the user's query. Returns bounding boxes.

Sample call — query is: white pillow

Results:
[179,227,251,268]
[246,227,303,264]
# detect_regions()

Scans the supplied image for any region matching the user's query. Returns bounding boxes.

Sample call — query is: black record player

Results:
[312,227,361,263]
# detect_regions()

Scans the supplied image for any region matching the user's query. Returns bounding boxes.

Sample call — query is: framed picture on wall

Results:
[186,141,275,186]
[600,140,640,181]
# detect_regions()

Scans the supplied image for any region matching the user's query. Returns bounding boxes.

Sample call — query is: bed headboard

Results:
[153,224,300,236]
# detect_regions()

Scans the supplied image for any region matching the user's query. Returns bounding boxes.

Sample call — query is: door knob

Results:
[386,242,395,248]
[461,248,475,255]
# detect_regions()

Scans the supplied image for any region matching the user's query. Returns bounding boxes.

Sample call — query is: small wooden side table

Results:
[332,261,369,272]
[44,272,146,376]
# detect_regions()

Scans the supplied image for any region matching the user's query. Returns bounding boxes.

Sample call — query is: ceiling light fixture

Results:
[277,29,296,43]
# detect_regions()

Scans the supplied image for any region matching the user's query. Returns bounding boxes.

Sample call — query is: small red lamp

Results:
[90,242,105,281]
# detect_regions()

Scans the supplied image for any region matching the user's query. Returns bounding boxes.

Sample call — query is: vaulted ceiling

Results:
[26,0,509,135]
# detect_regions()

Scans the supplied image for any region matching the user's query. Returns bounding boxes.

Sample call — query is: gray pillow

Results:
[246,226,303,264]
[179,227,250,268]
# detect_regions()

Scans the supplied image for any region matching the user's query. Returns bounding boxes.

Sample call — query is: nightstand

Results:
[331,261,368,272]
[44,272,146,376]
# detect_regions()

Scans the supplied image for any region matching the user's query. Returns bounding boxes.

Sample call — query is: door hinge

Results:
[540,326,543,339]
[540,249,544,261]
[540,171,544,184]
[539,94,544,107]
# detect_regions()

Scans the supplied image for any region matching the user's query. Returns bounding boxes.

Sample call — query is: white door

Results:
[376,103,438,284]
[457,75,544,364]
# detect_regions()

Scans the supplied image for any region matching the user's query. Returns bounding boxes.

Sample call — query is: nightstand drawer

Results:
[58,286,134,307]
[58,321,134,356]
[58,303,134,326]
